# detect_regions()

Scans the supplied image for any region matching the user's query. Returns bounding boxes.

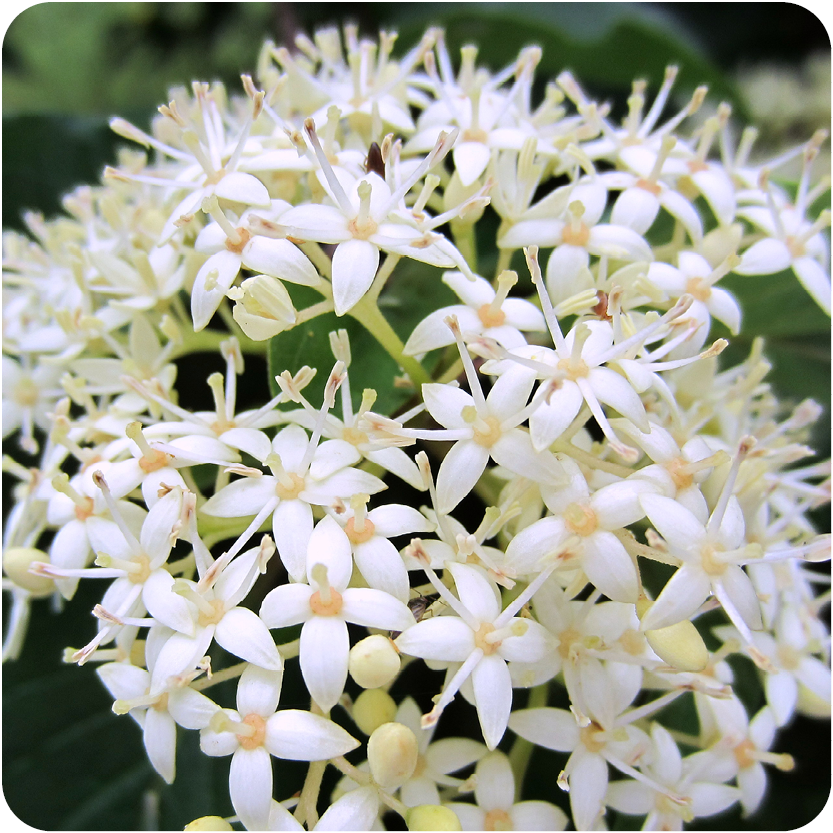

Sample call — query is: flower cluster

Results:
[3,26,830,832]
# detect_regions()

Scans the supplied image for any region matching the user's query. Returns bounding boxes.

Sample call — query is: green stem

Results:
[172,328,267,359]
[368,253,401,302]
[451,222,478,272]
[349,296,432,388]
[300,242,334,279]
[551,439,635,478]
[295,760,326,827]
[494,247,513,282]
[508,683,549,800]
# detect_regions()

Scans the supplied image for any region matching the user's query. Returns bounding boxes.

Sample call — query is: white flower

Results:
[448,750,568,831]
[403,269,545,356]
[200,663,360,830]
[259,515,414,711]
[395,560,553,749]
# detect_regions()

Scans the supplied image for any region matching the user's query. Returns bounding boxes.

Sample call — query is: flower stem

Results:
[349,296,432,388]
[508,682,549,800]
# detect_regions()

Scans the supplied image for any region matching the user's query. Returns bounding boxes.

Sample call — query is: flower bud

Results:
[349,634,401,689]
[231,275,297,341]
[407,804,462,831]
[2,547,55,597]
[183,816,233,831]
[368,721,419,790]
[637,598,708,672]
[353,688,397,735]
[797,683,832,719]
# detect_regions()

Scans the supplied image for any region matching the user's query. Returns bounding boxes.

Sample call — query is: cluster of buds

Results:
[2,25,830,832]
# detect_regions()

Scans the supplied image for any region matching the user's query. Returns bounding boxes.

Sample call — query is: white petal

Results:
[309,439,362,481]
[167,686,219,730]
[641,565,712,630]
[332,239,380,316]
[421,383,474,430]
[569,751,609,831]
[352,537,410,602]
[307,515,353,592]
[588,367,649,430]
[191,250,242,332]
[266,709,359,759]
[368,504,435,537]
[243,237,320,286]
[474,750,515,811]
[259,583,314,629]
[794,256,831,313]
[508,707,579,751]
[446,562,500,623]
[300,616,350,711]
[341,588,414,631]
[510,801,568,831]
[529,384,584,451]
[692,168,736,224]
[143,570,196,635]
[143,708,177,784]
[230,747,273,832]
[471,653,512,750]
[453,141,490,186]
[273,498,314,583]
[237,663,283,717]
[435,440,490,514]
[505,516,569,575]
[395,617,475,661]
[581,532,640,603]
[611,187,659,235]
[736,238,792,275]
[214,606,283,671]
[588,225,653,261]
[315,785,380,831]
[201,478,277,517]
[214,171,271,207]
[640,493,707,553]
[717,566,763,631]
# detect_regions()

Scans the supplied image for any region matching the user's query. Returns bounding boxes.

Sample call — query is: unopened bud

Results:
[407,805,463,831]
[184,817,234,831]
[352,688,397,736]
[637,598,708,672]
[368,721,419,790]
[4,548,55,596]
[349,634,401,689]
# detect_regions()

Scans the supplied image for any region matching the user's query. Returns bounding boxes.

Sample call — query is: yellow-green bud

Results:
[637,598,708,672]
[797,683,832,719]
[183,816,233,831]
[2,547,55,597]
[353,688,397,735]
[407,804,463,831]
[368,721,419,790]
[349,634,401,689]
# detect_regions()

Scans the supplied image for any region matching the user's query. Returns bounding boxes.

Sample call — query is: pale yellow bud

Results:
[353,688,397,735]
[2,547,55,597]
[349,634,401,689]
[637,598,708,672]
[368,721,419,790]
[407,804,463,831]
[797,683,832,719]
[183,816,233,831]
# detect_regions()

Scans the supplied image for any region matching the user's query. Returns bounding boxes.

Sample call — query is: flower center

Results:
[13,377,39,407]
[198,598,227,627]
[225,227,251,254]
[275,472,306,500]
[579,721,607,754]
[345,516,376,544]
[74,497,95,521]
[785,235,806,259]
[635,177,662,196]
[139,449,173,473]
[666,457,694,490]
[127,553,152,585]
[470,415,502,448]
[564,502,598,537]
[477,303,506,329]
[557,356,589,381]
[700,544,726,576]
[684,276,711,302]
[474,623,500,656]
[561,221,590,247]
[733,738,757,769]
[342,426,369,447]
[484,809,513,831]
[309,587,344,616]
[347,217,378,240]
[237,713,267,750]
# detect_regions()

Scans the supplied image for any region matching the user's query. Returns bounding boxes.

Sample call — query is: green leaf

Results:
[267,260,456,415]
